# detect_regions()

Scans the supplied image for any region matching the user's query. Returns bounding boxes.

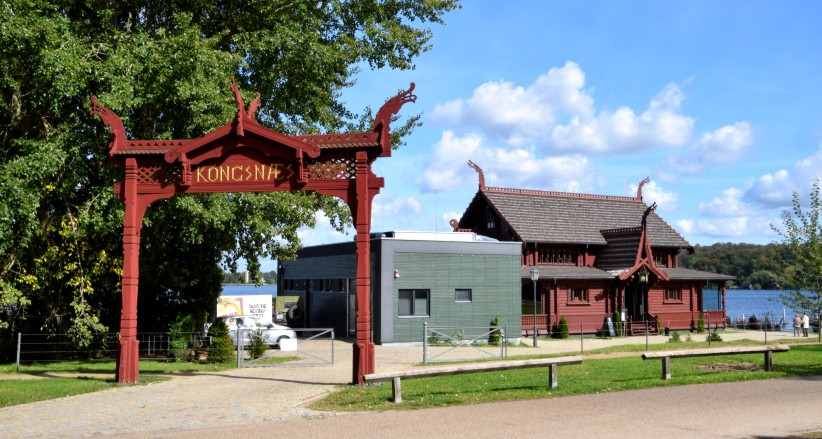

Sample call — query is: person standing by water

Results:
[803,313,810,337]
[794,314,802,337]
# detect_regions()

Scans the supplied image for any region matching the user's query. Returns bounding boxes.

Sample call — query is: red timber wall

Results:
[549,280,611,333]
[649,281,725,330]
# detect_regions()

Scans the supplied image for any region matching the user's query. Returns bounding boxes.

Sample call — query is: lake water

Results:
[726,289,811,327]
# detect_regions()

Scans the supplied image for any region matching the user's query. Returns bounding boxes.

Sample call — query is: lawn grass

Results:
[423,338,807,366]
[0,375,168,408]
[313,344,822,411]
[244,355,301,366]
[0,359,233,408]
[0,358,235,375]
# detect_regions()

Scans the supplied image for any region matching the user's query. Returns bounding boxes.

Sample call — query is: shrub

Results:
[207,319,235,364]
[669,331,681,343]
[708,330,722,342]
[249,330,267,359]
[488,316,503,345]
[748,314,761,330]
[697,313,706,333]
[168,314,195,362]
[553,316,570,339]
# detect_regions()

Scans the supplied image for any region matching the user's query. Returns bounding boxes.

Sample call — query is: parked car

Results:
[215,316,297,348]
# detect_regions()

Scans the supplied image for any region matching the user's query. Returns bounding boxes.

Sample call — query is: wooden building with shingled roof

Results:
[454,161,734,335]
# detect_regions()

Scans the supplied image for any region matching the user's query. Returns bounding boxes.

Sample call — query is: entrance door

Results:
[624,282,646,321]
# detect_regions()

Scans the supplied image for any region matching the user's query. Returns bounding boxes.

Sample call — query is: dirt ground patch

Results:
[698,362,759,373]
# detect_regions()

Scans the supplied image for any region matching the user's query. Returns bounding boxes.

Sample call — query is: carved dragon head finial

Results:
[642,202,657,225]
[466,160,486,190]
[449,219,460,232]
[636,176,651,201]
[373,83,417,155]
[90,96,126,157]
[230,79,246,136]
[246,93,262,120]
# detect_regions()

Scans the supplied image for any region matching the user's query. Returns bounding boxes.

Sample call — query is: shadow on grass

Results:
[201,372,344,386]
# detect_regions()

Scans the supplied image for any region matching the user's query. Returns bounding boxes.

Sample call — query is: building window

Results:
[654,253,667,267]
[398,289,430,317]
[455,288,472,303]
[538,247,576,265]
[568,288,589,303]
[665,288,682,302]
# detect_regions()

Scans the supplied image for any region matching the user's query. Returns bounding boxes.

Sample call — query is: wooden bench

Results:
[363,356,583,403]
[642,344,790,380]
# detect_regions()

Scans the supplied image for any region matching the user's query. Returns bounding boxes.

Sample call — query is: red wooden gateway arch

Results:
[92,81,416,384]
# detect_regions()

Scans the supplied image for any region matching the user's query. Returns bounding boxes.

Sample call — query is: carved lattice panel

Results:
[137,166,163,184]
[307,156,356,180]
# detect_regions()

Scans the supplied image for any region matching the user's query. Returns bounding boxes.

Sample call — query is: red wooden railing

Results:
[521,314,550,335]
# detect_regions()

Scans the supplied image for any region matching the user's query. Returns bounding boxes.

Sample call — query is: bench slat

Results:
[364,355,583,382]
[642,344,790,360]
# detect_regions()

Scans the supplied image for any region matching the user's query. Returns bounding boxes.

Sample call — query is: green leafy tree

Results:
[0,0,458,356]
[776,181,822,318]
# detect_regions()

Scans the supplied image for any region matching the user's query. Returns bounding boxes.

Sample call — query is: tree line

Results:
[681,243,797,290]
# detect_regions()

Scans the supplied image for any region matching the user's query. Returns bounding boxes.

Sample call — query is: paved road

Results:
[148,377,822,439]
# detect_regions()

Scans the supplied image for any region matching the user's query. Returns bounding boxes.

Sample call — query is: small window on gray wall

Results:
[398,290,413,316]
[455,288,472,303]
[398,289,430,317]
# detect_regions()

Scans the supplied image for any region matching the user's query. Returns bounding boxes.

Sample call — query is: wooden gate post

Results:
[117,158,142,384]
[352,151,375,384]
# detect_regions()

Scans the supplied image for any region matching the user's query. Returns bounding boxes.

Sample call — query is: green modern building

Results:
[278,231,522,343]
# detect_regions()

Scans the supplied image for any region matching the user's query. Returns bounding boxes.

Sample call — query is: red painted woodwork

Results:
[93,81,416,385]
[618,203,669,282]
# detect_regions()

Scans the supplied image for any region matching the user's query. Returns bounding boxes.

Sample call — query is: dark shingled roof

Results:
[480,187,690,248]
[521,265,614,280]
[661,267,735,281]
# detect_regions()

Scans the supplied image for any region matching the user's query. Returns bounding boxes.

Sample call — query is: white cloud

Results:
[680,185,778,240]
[432,61,695,153]
[746,146,822,207]
[697,122,753,163]
[675,219,694,235]
[421,130,592,193]
[628,180,678,211]
[372,195,422,218]
[669,122,753,174]
[698,187,747,217]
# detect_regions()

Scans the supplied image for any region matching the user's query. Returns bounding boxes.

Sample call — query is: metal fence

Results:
[236,327,335,368]
[422,323,507,364]
[13,331,211,371]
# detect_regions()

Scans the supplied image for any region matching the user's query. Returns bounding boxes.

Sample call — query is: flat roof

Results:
[376,230,500,242]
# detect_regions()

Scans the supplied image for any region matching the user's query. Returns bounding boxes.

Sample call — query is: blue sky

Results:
[272,1,822,270]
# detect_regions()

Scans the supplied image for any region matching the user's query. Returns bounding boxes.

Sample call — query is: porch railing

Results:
[521,314,550,335]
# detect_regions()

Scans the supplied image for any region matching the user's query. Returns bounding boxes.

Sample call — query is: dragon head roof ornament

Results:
[372,83,417,155]
[635,176,651,201]
[466,160,486,190]
[90,96,127,157]
[230,80,262,136]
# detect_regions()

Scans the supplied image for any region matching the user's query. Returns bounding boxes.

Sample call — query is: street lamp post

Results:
[529,268,540,348]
